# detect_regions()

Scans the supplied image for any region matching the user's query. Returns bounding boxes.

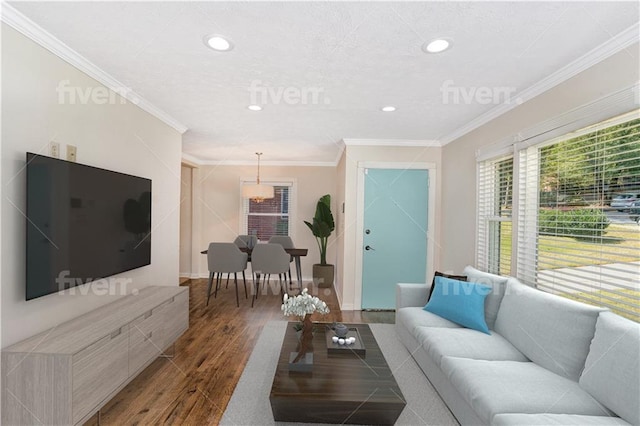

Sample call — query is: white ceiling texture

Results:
[6,1,640,164]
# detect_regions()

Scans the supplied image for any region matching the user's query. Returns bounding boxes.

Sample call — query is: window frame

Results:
[477,155,514,276]
[477,109,640,321]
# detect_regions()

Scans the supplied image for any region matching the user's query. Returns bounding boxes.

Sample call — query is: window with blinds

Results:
[241,184,292,241]
[517,115,640,322]
[477,156,514,276]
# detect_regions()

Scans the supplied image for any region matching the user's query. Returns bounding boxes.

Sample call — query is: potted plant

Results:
[281,288,330,370]
[304,194,335,288]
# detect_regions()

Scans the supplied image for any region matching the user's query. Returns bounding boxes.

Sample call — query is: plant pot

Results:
[313,264,334,288]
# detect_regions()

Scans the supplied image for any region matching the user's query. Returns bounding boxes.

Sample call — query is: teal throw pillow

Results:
[424,276,491,334]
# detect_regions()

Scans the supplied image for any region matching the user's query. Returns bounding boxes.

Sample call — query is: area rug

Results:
[219,321,458,425]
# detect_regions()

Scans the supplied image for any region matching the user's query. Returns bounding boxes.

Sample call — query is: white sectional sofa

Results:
[395,266,640,426]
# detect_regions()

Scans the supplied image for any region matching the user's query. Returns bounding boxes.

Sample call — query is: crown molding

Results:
[439,22,640,145]
[343,139,441,147]
[180,153,337,167]
[1,3,188,134]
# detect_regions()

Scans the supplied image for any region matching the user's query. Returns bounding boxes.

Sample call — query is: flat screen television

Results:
[26,152,152,300]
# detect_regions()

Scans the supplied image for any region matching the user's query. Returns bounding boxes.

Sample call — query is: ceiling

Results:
[7,1,640,164]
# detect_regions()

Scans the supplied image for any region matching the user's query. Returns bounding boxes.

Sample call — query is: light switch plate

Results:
[67,145,77,162]
[50,141,60,158]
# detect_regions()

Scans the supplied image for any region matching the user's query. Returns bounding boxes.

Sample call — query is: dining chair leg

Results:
[206,272,214,306]
[214,273,222,298]
[249,263,255,298]
[288,268,293,290]
[234,273,239,308]
[226,273,230,289]
[251,273,259,308]
[242,271,248,299]
[256,273,261,299]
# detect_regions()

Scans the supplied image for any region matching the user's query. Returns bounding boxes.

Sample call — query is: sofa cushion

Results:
[414,327,528,368]
[424,277,491,334]
[579,311,640,425]
[440,357,612,424]
[428,271,467,302]
[494,279,604,381]
[493,413,630,426]
[396,307,462,336]
[463,266,508,330]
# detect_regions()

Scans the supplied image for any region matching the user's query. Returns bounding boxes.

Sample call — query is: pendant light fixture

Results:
[242,152,274,203]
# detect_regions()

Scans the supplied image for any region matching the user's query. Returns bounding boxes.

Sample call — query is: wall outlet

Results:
[50,141,60,158]
[67,145,77,162]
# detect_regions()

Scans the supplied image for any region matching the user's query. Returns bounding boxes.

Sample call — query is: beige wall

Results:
[337,145,442,309]
[1,25,182,347]
[441,45,640,273]
[190,164,337,281]
[188,145,442,309]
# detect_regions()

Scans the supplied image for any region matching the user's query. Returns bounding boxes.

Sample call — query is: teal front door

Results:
[361,168,429,309]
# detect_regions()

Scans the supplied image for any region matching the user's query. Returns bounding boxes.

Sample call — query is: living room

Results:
[2,2,639,425]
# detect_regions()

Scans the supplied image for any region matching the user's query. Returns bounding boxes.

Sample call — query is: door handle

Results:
[365,245,375,251]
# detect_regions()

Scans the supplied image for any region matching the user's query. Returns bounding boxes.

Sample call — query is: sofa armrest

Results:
[396,283,430,310]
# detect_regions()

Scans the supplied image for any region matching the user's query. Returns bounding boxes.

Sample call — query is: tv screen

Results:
[26,152,151,300]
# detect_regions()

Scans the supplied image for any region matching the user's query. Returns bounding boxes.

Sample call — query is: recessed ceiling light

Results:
[381,106,396,112]
[248,105,262,111]
[423,38,452,54]
[204,34,233,52]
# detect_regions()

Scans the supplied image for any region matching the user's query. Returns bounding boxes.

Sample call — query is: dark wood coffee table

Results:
[269,322,406,424]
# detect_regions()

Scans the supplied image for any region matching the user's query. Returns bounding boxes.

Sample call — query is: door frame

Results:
[354,162,436,310]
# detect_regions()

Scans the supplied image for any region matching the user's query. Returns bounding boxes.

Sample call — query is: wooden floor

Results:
[86,278,394,425]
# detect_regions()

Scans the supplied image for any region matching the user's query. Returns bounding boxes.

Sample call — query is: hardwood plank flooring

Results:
[85,278,394,425]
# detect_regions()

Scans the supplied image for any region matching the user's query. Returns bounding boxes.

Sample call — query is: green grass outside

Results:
[499,222,639,270]
[499,221,512,276]
[538,224,639,268]
[498,221,639,321]
[565,289,639,323]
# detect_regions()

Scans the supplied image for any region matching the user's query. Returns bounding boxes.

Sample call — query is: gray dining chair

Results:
[223,235,258,289]
[250,243,290,307]
[206,242,248,307]
[268,235,295,289]
[233,235,258,249]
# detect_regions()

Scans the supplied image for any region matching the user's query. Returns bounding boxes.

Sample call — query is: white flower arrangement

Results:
[281,288,330,319]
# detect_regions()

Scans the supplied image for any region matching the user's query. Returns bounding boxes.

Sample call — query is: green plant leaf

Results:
[304,194,335,265]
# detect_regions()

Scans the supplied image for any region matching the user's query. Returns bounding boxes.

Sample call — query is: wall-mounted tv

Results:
[26,152,152,300]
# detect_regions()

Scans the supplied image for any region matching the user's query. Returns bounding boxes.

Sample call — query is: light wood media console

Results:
[2,286,189,425]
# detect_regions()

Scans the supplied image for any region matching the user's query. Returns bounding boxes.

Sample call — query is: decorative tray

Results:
[325,327,366,356]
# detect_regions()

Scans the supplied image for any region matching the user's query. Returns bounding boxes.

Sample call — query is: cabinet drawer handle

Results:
[154,298,172,311]
[110,328,122,339]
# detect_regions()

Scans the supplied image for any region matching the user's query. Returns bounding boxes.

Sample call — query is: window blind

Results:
[477,156,514,275]
[241,182,293,241]
[517,114,640,322]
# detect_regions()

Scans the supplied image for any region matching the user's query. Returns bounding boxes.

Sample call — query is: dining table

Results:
[201,246,308,289]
